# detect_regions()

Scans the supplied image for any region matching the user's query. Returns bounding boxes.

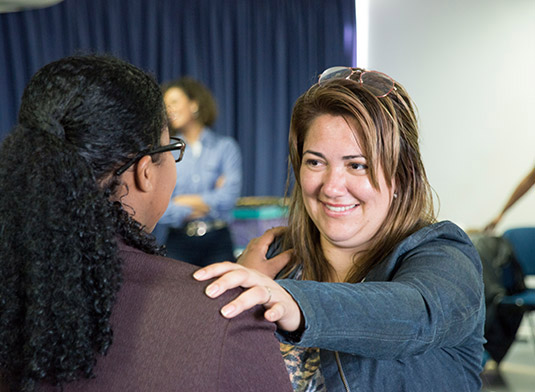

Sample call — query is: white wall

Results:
[364,0,535,233]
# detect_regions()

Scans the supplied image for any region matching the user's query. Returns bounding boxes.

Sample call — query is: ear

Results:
[190,100,199,114]
[390,179,398,200]
[134,155,155,192]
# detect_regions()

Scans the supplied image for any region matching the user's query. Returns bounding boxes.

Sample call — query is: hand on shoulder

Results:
[193,261,302,332]
[237,226,292,278]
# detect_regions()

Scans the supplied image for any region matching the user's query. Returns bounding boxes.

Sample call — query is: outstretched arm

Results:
[194,232,484,359]
[485,167,535,232]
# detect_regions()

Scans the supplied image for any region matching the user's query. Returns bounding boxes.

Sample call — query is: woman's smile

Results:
[322,202,358,214]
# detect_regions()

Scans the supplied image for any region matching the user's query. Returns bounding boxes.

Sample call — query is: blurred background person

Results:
[153,77,242,267]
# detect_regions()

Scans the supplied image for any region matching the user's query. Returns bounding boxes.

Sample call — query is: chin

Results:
[323,231,354,243]
[170,121,185,132]
[323,229,366,247]
[144,220,158,233]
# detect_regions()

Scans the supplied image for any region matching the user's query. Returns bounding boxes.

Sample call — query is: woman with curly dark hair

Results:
[0,55,291,392]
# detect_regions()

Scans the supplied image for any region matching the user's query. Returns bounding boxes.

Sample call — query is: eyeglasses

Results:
[318,66,396,98]
[115,136,186,176]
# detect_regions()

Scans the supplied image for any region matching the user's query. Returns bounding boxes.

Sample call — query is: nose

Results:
[321,166,347,199]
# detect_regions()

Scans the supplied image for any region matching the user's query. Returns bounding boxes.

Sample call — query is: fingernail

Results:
[193,269,205,279]
[221,304,236,317]
[206,284,219,298]
[265,310,276,321]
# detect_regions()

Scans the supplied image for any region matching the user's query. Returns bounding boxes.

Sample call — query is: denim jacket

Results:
[276,221,485,392]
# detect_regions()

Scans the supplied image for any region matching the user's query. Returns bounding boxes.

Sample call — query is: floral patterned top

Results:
[280,266,327,392]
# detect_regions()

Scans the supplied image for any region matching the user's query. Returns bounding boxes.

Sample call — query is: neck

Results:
[113,172,153,232]
[320,238,358,282]
[176,121,204,144]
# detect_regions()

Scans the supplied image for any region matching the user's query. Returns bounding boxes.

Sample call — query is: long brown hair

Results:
[280,75,436,283]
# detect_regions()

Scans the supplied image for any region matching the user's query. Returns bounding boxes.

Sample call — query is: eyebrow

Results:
[303,150,366,160]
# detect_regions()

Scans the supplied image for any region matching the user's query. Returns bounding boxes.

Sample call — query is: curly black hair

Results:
[0,55,167,391]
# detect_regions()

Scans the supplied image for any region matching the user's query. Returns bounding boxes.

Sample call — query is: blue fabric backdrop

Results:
[0,0,355,196]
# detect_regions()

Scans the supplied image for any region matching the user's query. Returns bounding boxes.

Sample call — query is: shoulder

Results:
[368,221,482,280]
[396,221,475,256]
[402,221,481,272]
[116,240,243,317]
[116,244,274,359]
[116,246,289,390]
[203,128,239,149]
[117,239,199,282]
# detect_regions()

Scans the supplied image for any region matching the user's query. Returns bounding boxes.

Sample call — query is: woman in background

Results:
[195,67,485,391]
[153,77,242,267]
[0,55,291,392]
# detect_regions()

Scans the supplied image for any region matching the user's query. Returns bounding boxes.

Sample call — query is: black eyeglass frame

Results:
[115,136,186,176]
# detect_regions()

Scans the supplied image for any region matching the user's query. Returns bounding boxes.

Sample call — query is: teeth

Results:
[325,204,356,212]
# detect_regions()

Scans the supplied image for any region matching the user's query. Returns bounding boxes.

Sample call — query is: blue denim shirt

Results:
[276,221,485,392]
[153,128,242,243]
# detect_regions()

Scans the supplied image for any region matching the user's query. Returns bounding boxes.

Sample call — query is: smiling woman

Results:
[194,68,486,392]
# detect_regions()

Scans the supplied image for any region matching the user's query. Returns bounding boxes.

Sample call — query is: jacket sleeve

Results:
[276,235,484,360]
[200,138,242,221]
[217,306,292,392]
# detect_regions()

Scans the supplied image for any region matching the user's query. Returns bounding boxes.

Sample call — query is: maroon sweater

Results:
[7,241,292,392]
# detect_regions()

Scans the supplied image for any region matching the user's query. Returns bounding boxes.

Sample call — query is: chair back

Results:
[503,227,535,276]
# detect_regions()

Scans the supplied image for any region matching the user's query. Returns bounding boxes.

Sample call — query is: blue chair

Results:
[503,228,535,276]
[500,227,535,354]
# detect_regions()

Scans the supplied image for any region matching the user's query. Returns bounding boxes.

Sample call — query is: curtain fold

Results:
[0,0,355,196]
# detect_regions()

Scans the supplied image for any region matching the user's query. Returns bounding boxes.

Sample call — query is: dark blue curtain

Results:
[0,0,355,196]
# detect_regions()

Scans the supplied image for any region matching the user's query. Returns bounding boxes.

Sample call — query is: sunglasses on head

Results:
[318,66,396,98]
